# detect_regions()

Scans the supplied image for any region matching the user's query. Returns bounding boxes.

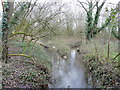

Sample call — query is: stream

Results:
[46,49,92,88]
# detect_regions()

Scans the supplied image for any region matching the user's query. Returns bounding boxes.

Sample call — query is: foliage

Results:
[84,53,119,88]
[19,67,50,88]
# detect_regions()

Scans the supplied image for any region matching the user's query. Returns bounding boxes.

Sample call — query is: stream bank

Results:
[2,41,52,88]
[76,40,120,88]
[82,54,120,88]
[46,36,119,88]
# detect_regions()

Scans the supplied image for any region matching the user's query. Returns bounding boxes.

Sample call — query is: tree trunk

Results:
[8,0,14,35]
[2,0,14,63]
[8,0,14,17]
[2,1,10,63]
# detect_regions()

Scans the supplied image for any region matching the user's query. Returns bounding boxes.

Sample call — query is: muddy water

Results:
[46,49,92,88]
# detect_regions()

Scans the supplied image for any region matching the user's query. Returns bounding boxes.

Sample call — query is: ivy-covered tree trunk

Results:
[86,1,93,40]
[78,0,117,40]
[85,0,106,40]
[2,1,10,63]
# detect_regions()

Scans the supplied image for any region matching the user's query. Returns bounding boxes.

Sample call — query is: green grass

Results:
[12,41,52,69]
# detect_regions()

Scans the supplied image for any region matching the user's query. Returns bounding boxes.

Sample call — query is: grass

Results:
[2,40,52,88]
[80,37,118,59]
[12,40,52,70]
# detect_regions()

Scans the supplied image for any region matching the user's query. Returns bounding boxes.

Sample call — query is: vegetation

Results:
[0,0,119,88]
[81,35,119,88]
[2,41,52,88]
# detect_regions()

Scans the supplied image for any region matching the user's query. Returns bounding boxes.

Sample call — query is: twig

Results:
[77,0,88,12]
[9,32,33,38]
[113,53,120,60]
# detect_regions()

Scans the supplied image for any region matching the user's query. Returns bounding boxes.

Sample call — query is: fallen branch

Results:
[8,54,32,58]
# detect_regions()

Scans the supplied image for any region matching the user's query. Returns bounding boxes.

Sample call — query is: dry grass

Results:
[80,32,118,61]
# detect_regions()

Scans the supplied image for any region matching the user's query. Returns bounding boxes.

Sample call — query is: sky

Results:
[0,0,120,20]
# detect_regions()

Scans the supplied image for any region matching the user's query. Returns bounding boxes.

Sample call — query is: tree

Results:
[1,0,14,63]
[78,0,115,40]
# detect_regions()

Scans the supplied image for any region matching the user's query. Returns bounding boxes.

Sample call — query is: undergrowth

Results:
[80,37,120,88]
[2,40,52,88]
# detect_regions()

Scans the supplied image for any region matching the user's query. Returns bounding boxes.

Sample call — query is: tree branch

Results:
[77,0,88,12]
[113,53,120,60]
[92,0,106,28]
[8,54,32,58]
[9,32,33,38]
[112,31,120,40]
[8,54,36,63]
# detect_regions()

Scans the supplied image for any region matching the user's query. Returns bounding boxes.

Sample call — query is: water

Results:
[46,49,92,88]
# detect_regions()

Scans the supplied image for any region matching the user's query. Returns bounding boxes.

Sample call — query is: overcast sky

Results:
[0,0,120,19]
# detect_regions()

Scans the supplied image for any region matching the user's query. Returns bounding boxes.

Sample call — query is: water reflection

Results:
[46,49,92,88]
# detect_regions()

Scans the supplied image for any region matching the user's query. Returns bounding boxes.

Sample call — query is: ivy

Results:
[1,1,10,63]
